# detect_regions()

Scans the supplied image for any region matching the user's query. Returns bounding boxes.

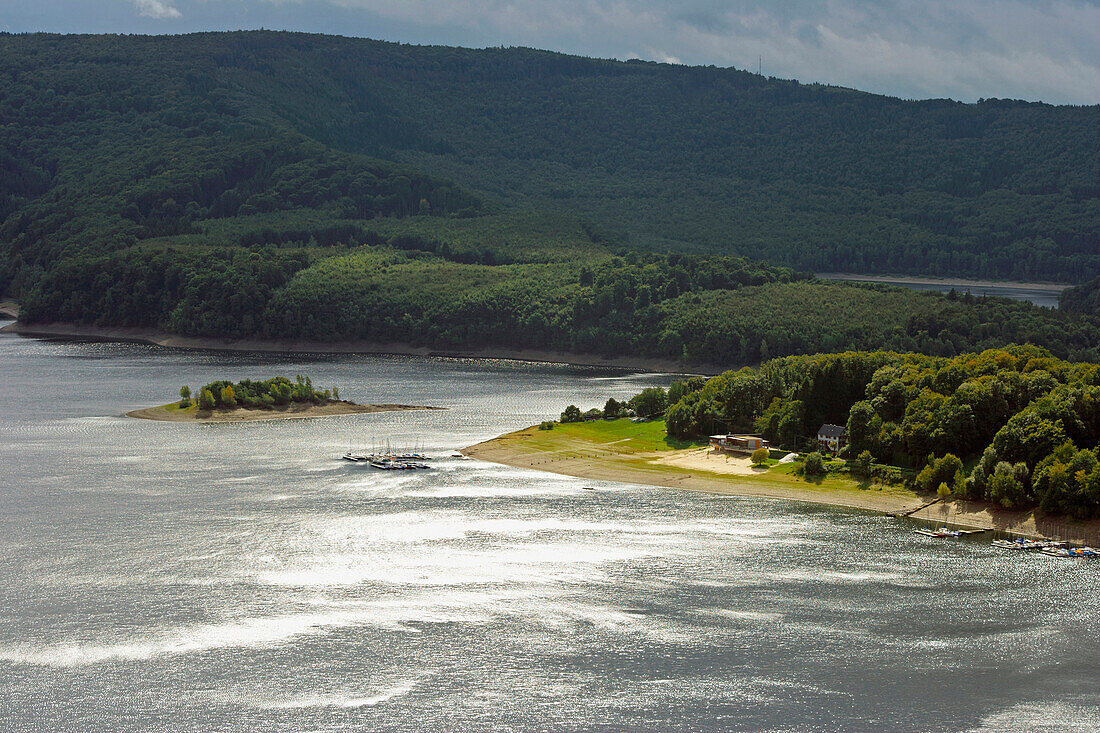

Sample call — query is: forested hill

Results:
[2,31,1099,369]
[2,31,1098,282]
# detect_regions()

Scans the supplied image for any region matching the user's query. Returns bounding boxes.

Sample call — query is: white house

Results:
[817,424,847,453]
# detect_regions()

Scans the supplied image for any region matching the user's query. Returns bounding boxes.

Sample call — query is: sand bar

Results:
[128,401,440,423]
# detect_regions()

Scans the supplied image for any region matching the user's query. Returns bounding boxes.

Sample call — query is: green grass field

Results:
[540,419,708,452]
[502,419,918,499]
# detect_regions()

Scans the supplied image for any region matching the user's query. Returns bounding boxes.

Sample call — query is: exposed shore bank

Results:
[2,319,710,374]
[127,401,439,423]
[465,424,1100,543]
[816,273,1068,291]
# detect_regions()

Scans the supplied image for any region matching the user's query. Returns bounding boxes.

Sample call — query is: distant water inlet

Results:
[817,273,1067,308]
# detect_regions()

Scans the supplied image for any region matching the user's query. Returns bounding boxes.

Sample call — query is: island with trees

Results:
[468,345,1100,536]
[127,374,436,422]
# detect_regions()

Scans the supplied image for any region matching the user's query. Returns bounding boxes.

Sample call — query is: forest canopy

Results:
[662,347,1100,517]
[2,31,1099,368]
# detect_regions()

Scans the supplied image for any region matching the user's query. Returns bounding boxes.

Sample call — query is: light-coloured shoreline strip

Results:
[127,402,441,423]
[2,320,708,374]
[465,428,1099,543]
[816,273,1068,291]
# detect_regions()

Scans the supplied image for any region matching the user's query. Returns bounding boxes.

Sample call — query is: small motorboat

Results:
[914,527,962,538]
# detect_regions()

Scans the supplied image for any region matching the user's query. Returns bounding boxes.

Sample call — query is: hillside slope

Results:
[2,31,1099,367]
[1,31,1097,281]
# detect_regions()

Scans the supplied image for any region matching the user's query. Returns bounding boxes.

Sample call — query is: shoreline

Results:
[464,427,1100,543]
[816,273,1069,291]
[127,401,440,423]
[1,319,711,375]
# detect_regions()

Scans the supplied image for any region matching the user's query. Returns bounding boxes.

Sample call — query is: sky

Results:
[1,0,1097,104]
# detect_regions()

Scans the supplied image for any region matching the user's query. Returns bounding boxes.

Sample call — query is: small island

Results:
[128,374,438,423]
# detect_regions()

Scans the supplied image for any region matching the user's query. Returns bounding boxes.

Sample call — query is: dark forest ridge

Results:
[2,31,1099,368]
[2,30,1097,282]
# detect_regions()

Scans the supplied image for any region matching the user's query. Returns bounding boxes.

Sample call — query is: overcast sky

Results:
[2,0,1097,104]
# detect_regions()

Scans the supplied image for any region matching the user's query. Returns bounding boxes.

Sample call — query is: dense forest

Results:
[661,347,1100,517]
[1061,276,1100,318]
[183,374,334,410]
[2,31,1099,367]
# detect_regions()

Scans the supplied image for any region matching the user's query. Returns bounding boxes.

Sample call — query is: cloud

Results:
[318,0,1100,103]
[10,0,1098,103]
[135,0,182,20]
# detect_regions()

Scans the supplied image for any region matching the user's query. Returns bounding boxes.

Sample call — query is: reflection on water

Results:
[0,332,1097,731]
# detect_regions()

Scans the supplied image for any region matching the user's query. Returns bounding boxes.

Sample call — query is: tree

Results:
[198,388,216,410]
[220,384,236,407]
[332,386,340,400]
[604,397,621,419]
[561,405,582,423]
[855,450,873,477]
[916,453,964,494]
[802,452,826,477]
[178,385,191,408]
[630,387,668,419]
[846,400,880,455]
[751,447,769,465]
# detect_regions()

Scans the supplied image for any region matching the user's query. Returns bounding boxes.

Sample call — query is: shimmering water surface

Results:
[1,325,1098,732]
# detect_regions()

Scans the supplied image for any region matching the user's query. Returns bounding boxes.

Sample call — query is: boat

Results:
[390,452,431,461]
[368,458,431,470]
[342,452,368,462]
[1039,546,1100,558]
[992,538,1064,551]
[914,527,962,538]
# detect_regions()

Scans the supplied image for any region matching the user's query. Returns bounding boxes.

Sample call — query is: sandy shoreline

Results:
[816,273,1069,291]
[465,431,923,515]
[127,401,439,423]
[465,428,1100,543]
[2,319,710,374]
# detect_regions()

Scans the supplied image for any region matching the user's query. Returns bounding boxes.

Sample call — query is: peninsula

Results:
[468,345,1100,544]
[127,374,438,423]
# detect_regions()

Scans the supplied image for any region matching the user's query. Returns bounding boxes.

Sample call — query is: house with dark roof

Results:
[816,424,847,453]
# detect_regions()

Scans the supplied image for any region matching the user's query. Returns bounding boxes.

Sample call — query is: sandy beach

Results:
[465,427,923,515]
[466,425,1100,543]
[127,401,439,423]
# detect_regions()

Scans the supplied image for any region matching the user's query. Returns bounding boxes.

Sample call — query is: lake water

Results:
[817,276,1065,308]
[2,324,1098,732]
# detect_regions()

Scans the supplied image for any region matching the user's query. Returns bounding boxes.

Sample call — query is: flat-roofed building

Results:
[709,434,768,454]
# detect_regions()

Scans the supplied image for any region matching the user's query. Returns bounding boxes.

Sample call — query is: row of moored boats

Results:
[914,528,1100,558]
[342,451,432,470]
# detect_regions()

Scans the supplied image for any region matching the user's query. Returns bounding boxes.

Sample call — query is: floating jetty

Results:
[342,445,434,469]
[1039,546,1100,559]
[992,538,1065,551]
[913,526,988,539]
[915,527,961,538]
[368,457,430,470]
